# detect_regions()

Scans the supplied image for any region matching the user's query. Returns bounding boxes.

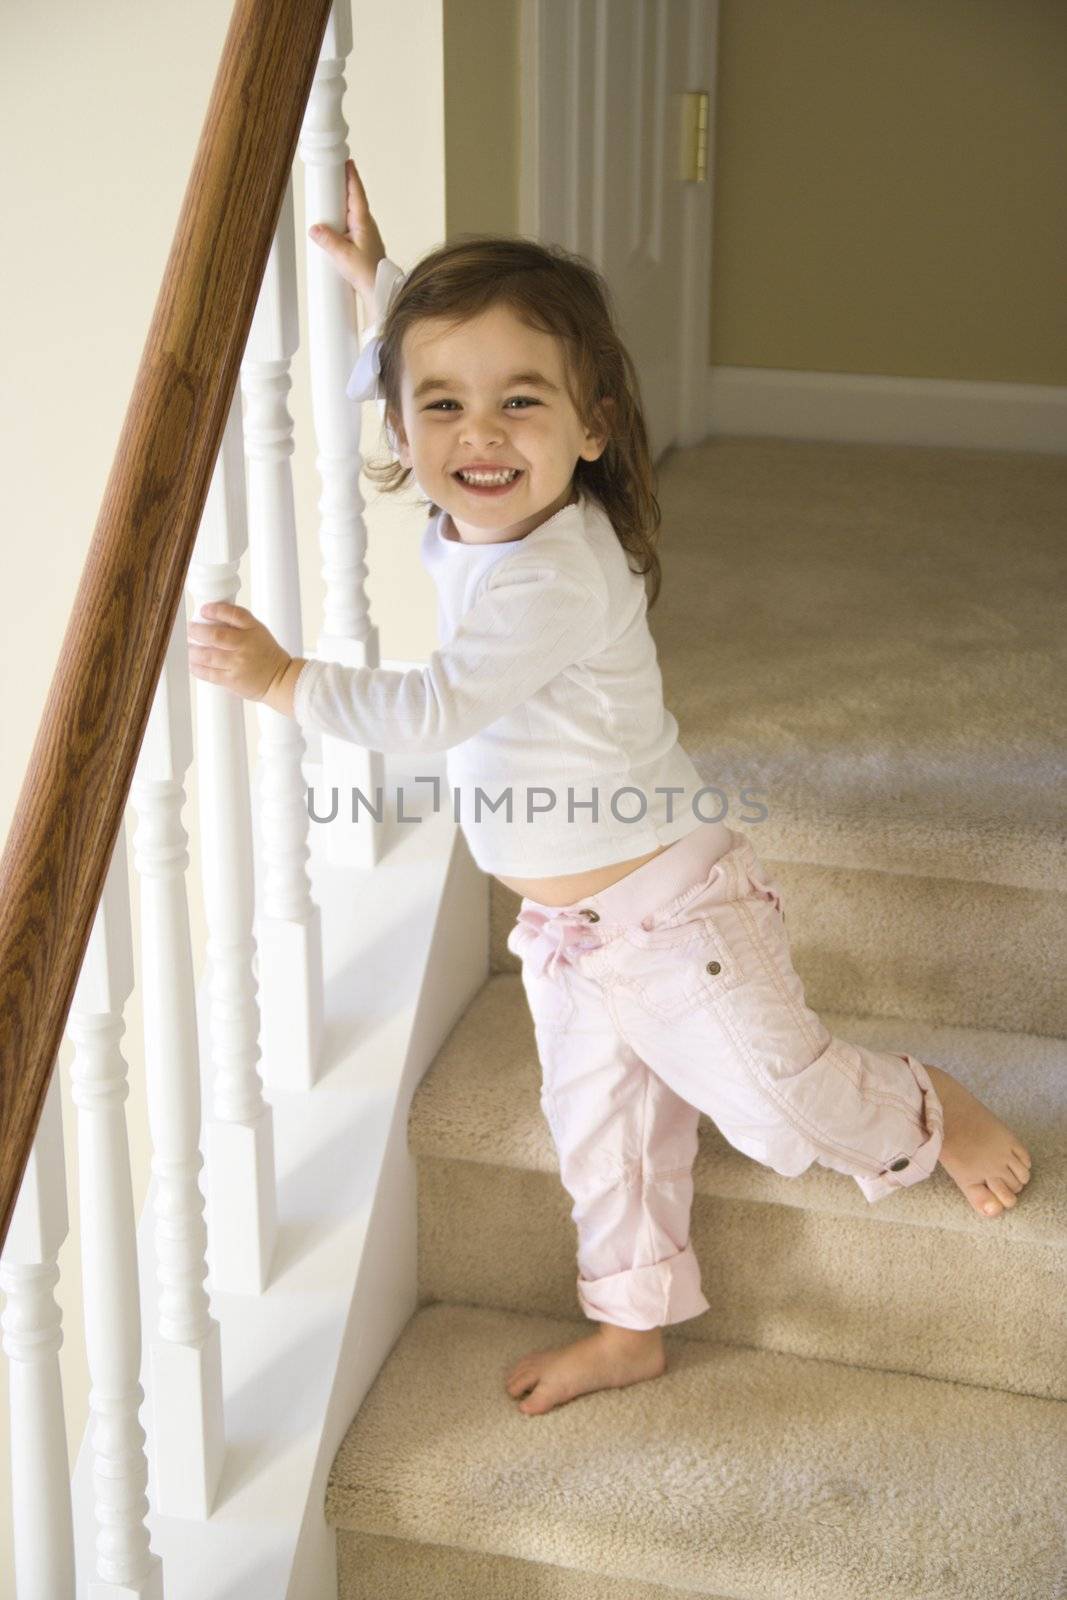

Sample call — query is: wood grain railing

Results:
[0,0,333,1258]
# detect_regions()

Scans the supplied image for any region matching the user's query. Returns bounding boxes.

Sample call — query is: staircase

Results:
[322,437,1067,1600]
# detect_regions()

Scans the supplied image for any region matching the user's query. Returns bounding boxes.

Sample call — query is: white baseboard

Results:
[705,366,1067,455]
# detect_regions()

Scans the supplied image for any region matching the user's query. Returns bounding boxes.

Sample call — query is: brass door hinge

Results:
[680,90,709,183]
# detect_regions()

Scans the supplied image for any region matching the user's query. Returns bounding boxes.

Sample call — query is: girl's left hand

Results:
[309,158,387,321]
[186,602,291,702]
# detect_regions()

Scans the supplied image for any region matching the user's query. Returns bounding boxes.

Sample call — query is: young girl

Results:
[187,158,1032,1419]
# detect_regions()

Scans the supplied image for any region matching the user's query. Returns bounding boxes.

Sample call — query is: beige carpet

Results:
[327,438,1067,1599]
[332,1302,1066,1600]
[658,437,1067,892]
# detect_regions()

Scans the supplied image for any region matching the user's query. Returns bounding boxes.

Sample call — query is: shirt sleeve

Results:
[292,558,608,754]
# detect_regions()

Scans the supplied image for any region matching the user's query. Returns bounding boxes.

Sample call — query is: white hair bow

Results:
[345,255,408,419]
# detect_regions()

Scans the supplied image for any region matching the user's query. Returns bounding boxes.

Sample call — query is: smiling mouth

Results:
[452,468,524,493]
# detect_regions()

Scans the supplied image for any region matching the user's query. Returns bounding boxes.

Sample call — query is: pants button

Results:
[579,908,600,922]
[888,1157,910,1172]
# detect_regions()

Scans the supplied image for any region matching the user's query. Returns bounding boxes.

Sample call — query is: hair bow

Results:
[345,255,408,415]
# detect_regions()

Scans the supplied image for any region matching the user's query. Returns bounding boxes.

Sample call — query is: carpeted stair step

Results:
[410,973,1067,1401]
[657,438,1067,905]
[327,1300,1067,1600]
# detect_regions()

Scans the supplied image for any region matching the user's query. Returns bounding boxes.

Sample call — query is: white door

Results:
[519,0,718,460]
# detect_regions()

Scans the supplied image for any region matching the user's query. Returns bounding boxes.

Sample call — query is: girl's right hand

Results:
[308,158,387,320]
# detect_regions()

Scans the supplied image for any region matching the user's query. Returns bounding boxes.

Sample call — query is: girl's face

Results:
[392,303,609,544]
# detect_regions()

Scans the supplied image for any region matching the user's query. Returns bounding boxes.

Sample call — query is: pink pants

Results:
[505,823,945,1332]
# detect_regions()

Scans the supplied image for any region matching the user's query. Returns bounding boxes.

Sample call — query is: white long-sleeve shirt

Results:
[292,487,709,876]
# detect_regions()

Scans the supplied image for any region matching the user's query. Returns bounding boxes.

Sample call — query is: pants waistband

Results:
[521,820,739,930]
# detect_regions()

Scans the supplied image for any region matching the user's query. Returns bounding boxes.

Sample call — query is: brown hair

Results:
[363,233,663,610]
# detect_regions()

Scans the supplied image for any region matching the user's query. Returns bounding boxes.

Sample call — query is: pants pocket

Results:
[612,916,746,1021]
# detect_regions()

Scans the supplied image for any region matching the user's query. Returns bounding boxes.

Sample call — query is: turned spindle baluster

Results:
[242,173,325,1090]
[299,4,387,869]
[187,389,278,1295]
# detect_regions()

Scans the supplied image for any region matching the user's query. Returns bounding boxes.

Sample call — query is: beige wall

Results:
[711,0,1067,383]
[443,0,522,240]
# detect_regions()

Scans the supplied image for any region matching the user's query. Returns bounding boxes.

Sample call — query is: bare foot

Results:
[925,1061,1033,1219]
[504,1322,667,1415]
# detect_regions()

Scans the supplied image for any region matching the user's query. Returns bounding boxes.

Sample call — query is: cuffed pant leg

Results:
[565,1054,712,1331]
[847,1051,945,1202]
[565,1044,710,1329]
[600,844,946,1205]
[523,959,711,1332]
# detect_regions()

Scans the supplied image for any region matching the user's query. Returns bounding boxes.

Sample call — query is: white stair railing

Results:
[0,2,384,1586]
[299,1,386,871]
[68,829,163,1599]
[243,173,325,1092]
[0,1070,76,1597]
[130,608,224,1520]
[187,390,280,1298]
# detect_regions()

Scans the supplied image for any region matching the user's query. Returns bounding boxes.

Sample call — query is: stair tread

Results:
[409,973,1067,1245]
[326,1300,1065,1600]
[656,438,1067,894]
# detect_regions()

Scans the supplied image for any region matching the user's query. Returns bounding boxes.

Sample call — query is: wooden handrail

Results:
[0,0,333,1255]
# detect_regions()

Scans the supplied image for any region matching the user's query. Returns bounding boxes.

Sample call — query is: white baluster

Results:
[67,826,163,1597]
[299,1,387,870]
[130,611,224,1516]
[242,172,325,1091]
[0,1067,75,1598]
[187,387,278,1295]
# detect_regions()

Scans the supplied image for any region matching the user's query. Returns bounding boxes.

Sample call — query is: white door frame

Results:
[518,0,720,457]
